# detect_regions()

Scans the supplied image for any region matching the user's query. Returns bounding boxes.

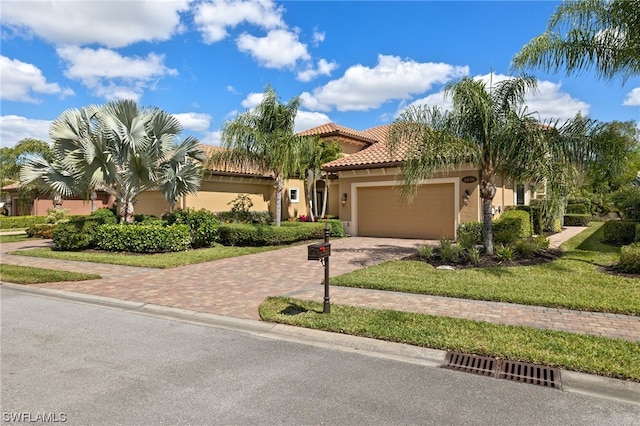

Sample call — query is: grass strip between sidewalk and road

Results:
[259,297,640,381]
[8,244,281,269]
[330,223,640,316]
[0,264,101,284]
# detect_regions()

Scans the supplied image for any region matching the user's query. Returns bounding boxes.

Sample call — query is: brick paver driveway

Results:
[1,237,430,320]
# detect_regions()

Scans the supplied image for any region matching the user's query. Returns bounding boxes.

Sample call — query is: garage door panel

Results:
[357,184,454,239]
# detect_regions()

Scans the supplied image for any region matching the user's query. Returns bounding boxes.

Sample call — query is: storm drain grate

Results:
[499,360,562,389]
[442,351,498,377]
[442,352,562,389]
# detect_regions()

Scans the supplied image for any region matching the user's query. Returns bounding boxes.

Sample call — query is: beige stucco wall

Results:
[186,178,273,214]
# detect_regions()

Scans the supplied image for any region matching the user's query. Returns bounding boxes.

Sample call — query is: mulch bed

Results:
[403,248,564,269]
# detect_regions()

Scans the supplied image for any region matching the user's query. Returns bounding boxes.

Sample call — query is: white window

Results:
[289,187,300,203]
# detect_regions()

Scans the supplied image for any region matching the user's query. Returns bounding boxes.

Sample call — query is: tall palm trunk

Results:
[274,176,284,226]
[479,165,496,254]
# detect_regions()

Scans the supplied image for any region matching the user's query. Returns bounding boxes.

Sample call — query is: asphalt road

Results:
[1,287,638,425]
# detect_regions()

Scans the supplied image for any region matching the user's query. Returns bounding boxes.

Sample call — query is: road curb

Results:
[2,283,639,406]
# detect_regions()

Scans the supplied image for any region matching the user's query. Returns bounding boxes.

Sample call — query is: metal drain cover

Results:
[442,351,498,377]
[442,351,562,389]
[499,360,562,389]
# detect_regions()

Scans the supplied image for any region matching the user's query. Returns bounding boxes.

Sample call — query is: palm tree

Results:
[512,0,640,82]
[215,86,302,226]
[388,76,549,254]
[20,100,204,222]
[299,137,342,220]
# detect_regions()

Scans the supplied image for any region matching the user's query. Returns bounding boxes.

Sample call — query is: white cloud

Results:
[237,29,310,69]
[303,54,469,112]
[404,73,590,121]
[0,115,52,148]
[297,58,338,83]
[623,88,640,106]
[57,46,177,101]
[525,80,590,121]
[241,92,265,108]
[294,110,331,133]
[202,130,223,146]
[173,113,212,132]
[0,56,74,103]
[312,29,325,46]
[1,0,190,48]
[195,0,285,44]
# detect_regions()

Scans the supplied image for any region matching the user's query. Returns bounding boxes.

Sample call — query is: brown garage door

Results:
[357,184,455,239]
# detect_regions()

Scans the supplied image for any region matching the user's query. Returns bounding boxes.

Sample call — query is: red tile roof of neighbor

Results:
[201,145,274,178]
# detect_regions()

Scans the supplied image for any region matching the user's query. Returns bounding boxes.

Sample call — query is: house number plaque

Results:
[462,176,478,183]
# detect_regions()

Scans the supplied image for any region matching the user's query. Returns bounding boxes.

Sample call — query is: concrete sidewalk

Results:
[1,226,638,342]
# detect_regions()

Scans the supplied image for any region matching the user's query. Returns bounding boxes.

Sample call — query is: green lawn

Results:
[9,244,283,268]
[0,234,32,243]
[331,223,640,315]
[0,264,101,284]
[260,297,640,381]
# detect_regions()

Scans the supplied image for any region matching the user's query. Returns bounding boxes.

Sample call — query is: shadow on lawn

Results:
[279,304,319,316]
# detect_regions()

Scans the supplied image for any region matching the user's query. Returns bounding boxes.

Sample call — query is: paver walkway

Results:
[1,227,639,342]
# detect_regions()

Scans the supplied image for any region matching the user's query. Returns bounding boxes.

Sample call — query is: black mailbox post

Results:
[307,224,332,313]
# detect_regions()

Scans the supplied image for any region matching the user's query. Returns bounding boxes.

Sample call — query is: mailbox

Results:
[308,242,331,260]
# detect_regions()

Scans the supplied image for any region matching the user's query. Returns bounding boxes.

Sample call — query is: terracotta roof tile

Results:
[201,145,273,178]
[296,122,378,144]
[322,124,414,171]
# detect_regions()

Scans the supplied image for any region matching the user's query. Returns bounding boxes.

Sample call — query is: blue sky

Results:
[1,0,639,149]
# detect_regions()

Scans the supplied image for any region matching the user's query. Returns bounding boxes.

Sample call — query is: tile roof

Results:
[296,122,378,145]
[201,145,274,178]
[322,124,413,171]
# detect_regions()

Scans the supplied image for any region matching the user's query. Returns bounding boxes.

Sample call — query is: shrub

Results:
[0,215,47,229]
[317,219,345,238]
[566,203,589,214]
[636,224,640,243]
[417,245,434,259]
[95,224,191,253]
[50,214,118,251]
[133,214,161,224]
[466,246,481,266]
[618,243,640,273]
[90,208,118,225]
[457,221,482,248]
[165,208,219,248]
[26,223,54,239]
[495,244,515,261]
[439,238,461,263]
[216,210,273,224]
[603,221,637,245]
[514,205,543,235]
[563,214,591,226]
[494,210,531,246]
[217,222,327,246]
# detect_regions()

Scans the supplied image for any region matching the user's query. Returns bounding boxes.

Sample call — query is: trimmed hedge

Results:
[316,219,345,238]
[618,243,640,274]
[563,214,591,227]
[216,210,273,224]
[26,223,54,239]
[95,224,191,253]
[218,222,332,246]
[493,210,531,245]
[603,221,637,245]
[165,208,219,248]
[566,203,589,214]
[0,215,47,229]
[513,205,543,235]
[51,216,114,251]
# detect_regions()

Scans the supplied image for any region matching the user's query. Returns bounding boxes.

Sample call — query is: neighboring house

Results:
[1,183,113,216]
[4,122,536,240]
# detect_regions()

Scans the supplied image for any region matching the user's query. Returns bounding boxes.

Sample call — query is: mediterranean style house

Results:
[3,122,535,239]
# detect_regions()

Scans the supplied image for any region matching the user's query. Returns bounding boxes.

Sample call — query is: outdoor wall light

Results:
[462,189,471,206]
[341,193,348,206]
